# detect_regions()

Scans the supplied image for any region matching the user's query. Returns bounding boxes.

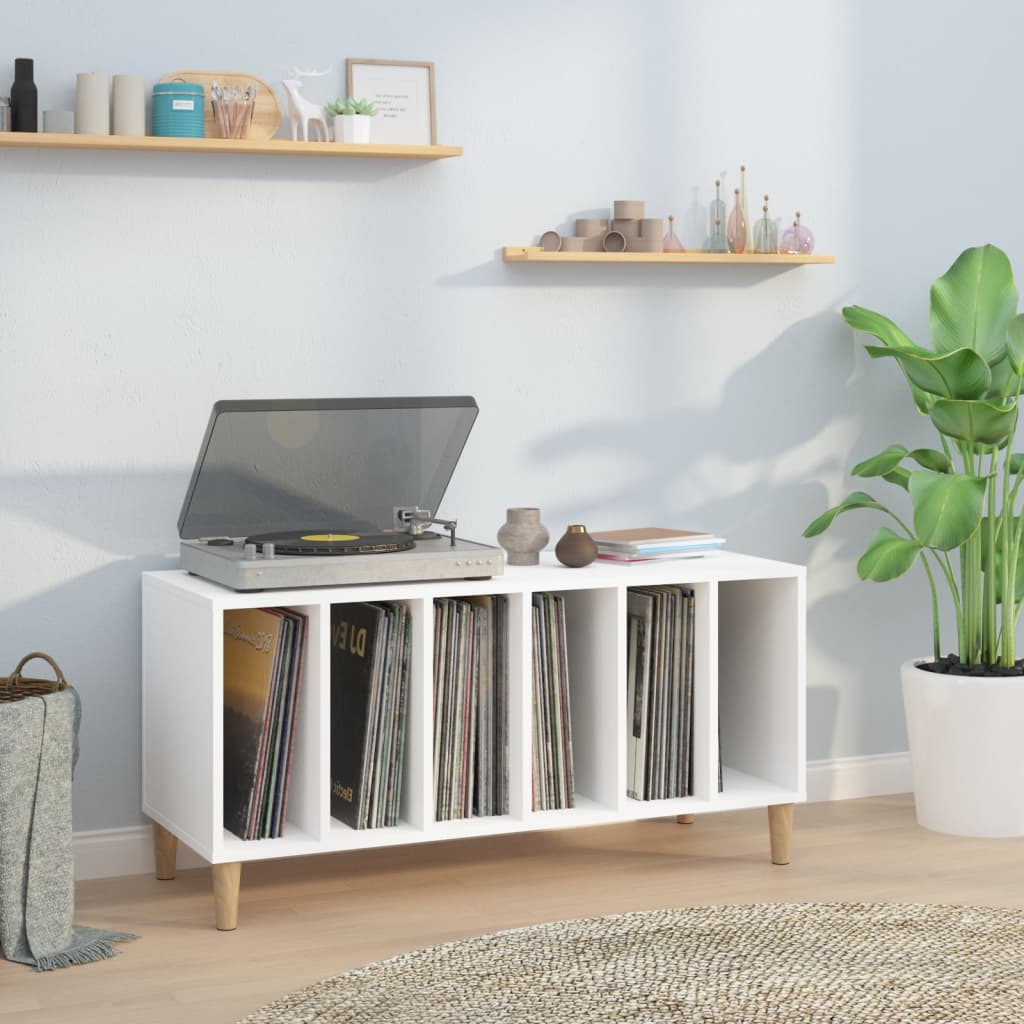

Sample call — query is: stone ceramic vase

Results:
[497,507,548,566]
[555,524,598,568]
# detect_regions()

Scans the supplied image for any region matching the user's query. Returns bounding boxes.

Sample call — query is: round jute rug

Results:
[237,902,1024,1023]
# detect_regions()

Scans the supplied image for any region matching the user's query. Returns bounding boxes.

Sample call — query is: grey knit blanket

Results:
[0,687,136,969]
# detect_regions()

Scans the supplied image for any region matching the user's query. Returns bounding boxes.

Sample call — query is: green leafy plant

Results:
[805,244,1024,669]
[324,97,378,117]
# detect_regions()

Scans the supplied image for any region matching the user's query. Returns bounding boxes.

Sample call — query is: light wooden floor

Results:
[4,795,1024,1023]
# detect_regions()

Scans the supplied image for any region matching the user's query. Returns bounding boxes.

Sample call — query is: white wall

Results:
[1,0,1019,831]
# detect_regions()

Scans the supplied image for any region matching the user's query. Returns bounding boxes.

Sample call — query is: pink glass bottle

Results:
[739,164,751,250]
[727,188,747,253]
[663,215,684,253]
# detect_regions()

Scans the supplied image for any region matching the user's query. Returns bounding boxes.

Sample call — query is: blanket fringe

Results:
[32,932,139,972]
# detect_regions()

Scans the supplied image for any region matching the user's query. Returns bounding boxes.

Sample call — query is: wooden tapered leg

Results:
[768,803,795,865]
[153,823,178,880]
[212,862,242,931]
[676,814,695,824]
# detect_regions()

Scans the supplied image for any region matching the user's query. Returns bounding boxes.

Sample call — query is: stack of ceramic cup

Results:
[537,200,664,254]
[609,200,663,253]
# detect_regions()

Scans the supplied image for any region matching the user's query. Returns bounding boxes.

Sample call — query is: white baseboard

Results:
[73,755,913,881]
[73,826,207,881]
[806,751,912,803]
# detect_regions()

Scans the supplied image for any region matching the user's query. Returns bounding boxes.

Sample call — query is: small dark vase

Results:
[11,58,37,132]
[555,524,598,568]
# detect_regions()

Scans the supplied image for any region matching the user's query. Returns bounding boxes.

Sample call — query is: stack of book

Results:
[592,527,725,563]
[329,602,412,830]
[223,607,308,841]
[532,592,575,810]
[626,586,695,800]
[433,596,510,821]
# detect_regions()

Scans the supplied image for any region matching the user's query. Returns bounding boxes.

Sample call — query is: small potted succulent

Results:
[325,97,377,144]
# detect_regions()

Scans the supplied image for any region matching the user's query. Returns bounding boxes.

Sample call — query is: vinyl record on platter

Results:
[245,530,415,556]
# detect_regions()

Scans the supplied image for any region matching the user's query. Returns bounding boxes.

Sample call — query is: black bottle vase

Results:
[11,58,37,132]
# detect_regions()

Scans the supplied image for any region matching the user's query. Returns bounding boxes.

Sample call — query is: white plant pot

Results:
[334,114,372,144]
[902,658,1024,837]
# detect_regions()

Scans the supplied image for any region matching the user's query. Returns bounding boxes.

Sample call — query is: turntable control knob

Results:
[244,543,257,560]
[263,542,276,559]
[455,560,462,566]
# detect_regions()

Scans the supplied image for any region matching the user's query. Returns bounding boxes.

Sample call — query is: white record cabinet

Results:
[142,551,806,929]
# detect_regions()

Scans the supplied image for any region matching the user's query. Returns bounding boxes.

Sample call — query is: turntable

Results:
[177,396,504,591]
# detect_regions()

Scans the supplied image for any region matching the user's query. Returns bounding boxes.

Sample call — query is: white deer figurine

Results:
[282,67,331,141]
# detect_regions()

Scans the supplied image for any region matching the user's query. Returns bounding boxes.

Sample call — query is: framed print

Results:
[346,59,436,145]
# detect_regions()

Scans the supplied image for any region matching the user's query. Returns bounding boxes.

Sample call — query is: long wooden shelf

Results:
[0,131,462,160]
[503,246,834,265]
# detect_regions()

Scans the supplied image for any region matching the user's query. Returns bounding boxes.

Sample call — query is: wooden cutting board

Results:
[159,70,282,140]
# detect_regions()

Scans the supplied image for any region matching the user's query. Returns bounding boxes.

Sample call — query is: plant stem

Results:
[1004,417,1024,664]
[937,550,964,641]
[921,552,942,661]
[985,450,998,664]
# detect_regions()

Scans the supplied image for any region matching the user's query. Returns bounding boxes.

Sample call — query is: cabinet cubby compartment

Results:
[622,581,713,816]
[431,593,516,827]
[327,598,423,839]
[142,553,805,928]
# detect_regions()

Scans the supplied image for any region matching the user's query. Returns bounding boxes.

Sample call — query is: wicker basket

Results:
[0,652,69,703]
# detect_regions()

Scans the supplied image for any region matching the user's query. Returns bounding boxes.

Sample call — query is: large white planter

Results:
[902,658,1024,837]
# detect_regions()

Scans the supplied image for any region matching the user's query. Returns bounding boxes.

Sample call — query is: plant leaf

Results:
[842,305,934,414]
[908,448,953,472]
[1010,453,1024,475]
[863,345,991,399]
[803,491,889,538]
[987,354,1019,398]
[883,467,911,490]
[857,527,922,581]
[909,470,986,550]
[1007,314,1024,378]
[930,244,1019,363]
[851,445,908,477]
[929,397,1018,447]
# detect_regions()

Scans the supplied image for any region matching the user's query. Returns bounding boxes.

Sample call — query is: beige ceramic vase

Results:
[497,508,548,566]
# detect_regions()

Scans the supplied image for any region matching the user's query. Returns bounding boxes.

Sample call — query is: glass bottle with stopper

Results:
[704,179,729,253]
[752,194,778,254]
[780,211,815,254]
[663,215,684,253]
[727,188,747,253]
[739,164,751,250]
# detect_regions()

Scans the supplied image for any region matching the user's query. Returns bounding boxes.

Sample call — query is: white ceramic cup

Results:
[75,72,110,135]
[112,74,145,136]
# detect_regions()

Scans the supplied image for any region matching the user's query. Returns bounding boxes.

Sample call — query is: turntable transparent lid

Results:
[178,397,479,539]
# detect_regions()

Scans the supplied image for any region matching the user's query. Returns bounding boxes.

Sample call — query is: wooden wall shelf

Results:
[503,246,835,265]
[0,131,462,160]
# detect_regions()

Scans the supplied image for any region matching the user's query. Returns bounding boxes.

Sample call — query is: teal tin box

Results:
[152,79,204,138]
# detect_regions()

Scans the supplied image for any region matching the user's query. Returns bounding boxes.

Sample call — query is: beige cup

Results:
[576,218,607,237]
[112,74,145,136]
[539,230,561,252]
[613,200,645,220]
[75,72,110,135]
[603,230,627,252]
